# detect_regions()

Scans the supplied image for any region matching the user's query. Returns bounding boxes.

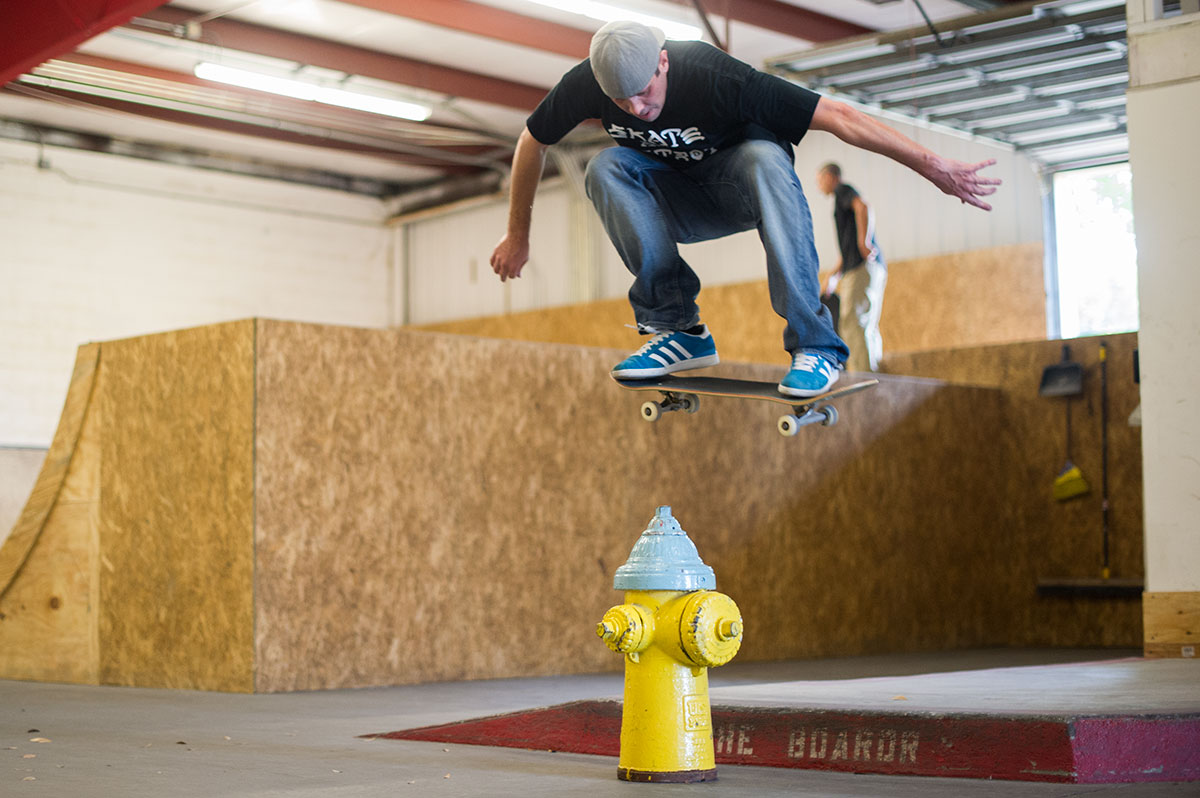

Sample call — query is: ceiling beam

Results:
[697,0,872,42]
[338,0,872,52]
[51,52,508,147]
[0,116,410,196]
[5,81,485,173]
[334,0,592,58]
[132,6,548,111]
[0,0,170,85]
[12,53,512,169]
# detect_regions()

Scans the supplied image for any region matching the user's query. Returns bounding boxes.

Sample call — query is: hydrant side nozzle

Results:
[677,591,743,668]
[598,604,654,654]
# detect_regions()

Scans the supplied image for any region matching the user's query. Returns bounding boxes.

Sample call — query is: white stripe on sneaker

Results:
[669,341,691,358]
[657,347,682,364]
[649,353,671,367]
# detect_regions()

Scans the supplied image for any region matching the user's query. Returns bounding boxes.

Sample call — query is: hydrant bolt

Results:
[718,619,741,640]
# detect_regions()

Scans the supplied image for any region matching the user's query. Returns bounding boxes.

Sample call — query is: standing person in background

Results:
[819,163,887,372]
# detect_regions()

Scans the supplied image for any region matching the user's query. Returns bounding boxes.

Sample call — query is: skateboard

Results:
[614,375,879,437]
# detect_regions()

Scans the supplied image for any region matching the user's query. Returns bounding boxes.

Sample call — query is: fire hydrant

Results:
[596,506,743,783]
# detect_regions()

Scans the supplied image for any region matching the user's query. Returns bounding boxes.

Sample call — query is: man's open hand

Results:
[928,158,1002,211]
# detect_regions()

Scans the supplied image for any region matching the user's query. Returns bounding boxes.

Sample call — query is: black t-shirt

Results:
[526,40,821,168]
[834,182,875,272]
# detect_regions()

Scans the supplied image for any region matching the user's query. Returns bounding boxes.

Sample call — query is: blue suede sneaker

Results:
[778,351,839,398]
[611,326,719,379]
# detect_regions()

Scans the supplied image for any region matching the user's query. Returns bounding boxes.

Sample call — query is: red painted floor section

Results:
[365,700,1200,783]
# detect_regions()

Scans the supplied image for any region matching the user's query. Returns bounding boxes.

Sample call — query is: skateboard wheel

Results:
[820,406,838,426]
[640,401,661,422]
[681,393,700,414]
[777,414,800,437]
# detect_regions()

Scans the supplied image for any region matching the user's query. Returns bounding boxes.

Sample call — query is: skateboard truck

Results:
[776,403,838,436]
[639,391,701,422]
[640,392,838,437]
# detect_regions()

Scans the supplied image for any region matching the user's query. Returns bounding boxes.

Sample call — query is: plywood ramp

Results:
[97,323,256,692]
[0,344,101,684]
[0,324,256,693]
[252,324,1005,691]
[0,318,1142,692]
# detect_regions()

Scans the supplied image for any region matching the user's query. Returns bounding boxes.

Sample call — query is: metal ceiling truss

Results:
[0,117,408,196]
[766,0,1134,171]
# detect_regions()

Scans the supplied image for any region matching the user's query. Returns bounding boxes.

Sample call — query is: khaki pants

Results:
[836,256,887,372]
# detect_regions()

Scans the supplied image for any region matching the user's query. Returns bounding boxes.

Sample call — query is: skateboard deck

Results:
[614,374,879,436]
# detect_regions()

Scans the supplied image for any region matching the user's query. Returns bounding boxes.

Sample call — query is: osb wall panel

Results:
[416,243,1046,365]
[98,322,256,692]
[1143,591,1200,658]
[882,333,1142,647]
[254,321,1010,692]
[0,345,101,684]
[876,242,1045,354]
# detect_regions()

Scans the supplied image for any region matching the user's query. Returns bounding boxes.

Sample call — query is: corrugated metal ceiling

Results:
[766,0,1153,171]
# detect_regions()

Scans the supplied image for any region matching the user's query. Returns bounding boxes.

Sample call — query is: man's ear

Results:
[659,50,669,75]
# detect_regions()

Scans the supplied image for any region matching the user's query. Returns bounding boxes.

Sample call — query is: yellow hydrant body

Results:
[597,507,743,782]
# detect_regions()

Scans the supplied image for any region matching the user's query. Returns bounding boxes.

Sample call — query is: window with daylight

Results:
[1052,163,1139,338]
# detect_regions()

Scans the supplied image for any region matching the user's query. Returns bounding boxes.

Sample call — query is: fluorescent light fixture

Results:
[1060,0,1126,16]
[1006,117,1120,146]
[194,62,432,121]
[923,89,1027,117]
[523,0,702,40]
[940,30,1083,64]
[990,49,1125,82]
[824,55,936,87]
[967,105,1072,130]
[1033,71,1129,96]
[874,75,981,103]
[782,42,897,72]
[1075,94,1126,110]
[1028,133,1128,162]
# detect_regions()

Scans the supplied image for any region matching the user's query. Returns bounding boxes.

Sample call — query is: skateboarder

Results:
[490,21,998,397]
[818,163,886,372]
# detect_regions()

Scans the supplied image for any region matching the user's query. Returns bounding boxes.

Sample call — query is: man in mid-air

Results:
[491,21,998,397]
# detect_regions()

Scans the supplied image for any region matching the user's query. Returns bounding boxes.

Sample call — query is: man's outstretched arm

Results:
[491,127,550,281]
[810,98,1001,211]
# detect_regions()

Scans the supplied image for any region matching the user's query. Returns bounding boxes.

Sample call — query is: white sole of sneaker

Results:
[612,353,720,380]
[777,368,839,398]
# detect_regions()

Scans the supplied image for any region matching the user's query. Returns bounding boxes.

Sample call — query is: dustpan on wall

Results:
[1038,344,1084,397]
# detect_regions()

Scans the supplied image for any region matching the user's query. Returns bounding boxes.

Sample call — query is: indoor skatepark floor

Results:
[4,648,1197,797]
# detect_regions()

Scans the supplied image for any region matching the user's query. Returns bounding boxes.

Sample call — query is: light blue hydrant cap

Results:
[613,506,716,591]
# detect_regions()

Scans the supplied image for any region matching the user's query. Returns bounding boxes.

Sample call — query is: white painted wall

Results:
[1127,10,1200,592]
[0,447,44,549]
[0,139,392,447]
[398,113,1044,326]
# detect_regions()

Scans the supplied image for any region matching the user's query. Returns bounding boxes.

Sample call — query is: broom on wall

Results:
[1036,341,1142,599]
[1039,345,1090,500]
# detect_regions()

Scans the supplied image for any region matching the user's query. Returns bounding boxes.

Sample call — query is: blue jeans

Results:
[584,141,848,363]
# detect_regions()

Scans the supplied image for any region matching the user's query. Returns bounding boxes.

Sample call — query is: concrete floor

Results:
[4,649,1198,797]
[712,656,1200,715]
